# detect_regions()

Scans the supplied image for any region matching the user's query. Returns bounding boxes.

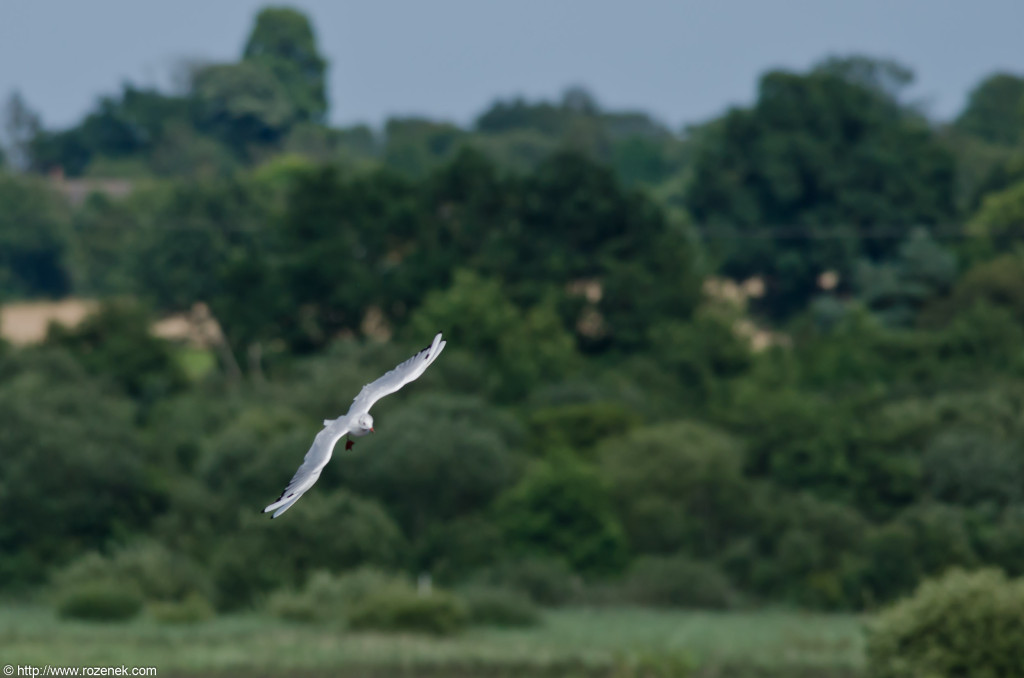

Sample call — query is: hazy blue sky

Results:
[2,0,1022,131]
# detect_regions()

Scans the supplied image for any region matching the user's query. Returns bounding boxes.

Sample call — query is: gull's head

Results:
[355,413,375,435]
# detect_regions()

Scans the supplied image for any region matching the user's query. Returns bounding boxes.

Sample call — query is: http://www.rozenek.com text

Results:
[6,666,157,677]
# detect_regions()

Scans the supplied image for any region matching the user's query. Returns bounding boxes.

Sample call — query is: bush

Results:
[473,557,581,606]
[496,457,629,575]
[598,421,751,557]
[866,568,1024,678]
[860,503,977,605]
[620,556,740,609]
[267,588,322,623]
[208,493,407,610]
[267,568,402,623]
[347,587,469,636]
[52,542,214,604]
[57,583,143,622]
[922,429,1024,507]
[460,586,541,627]
[149,592,216,624]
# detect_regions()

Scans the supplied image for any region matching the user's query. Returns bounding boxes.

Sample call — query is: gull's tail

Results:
[263,493,302,519]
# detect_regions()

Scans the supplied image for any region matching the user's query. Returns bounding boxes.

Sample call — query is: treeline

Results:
[2,6,1024,614]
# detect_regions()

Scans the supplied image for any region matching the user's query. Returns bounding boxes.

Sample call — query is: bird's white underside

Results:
[262,332,446,518]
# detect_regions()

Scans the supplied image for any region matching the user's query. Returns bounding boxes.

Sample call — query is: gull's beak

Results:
[371,427,375,433]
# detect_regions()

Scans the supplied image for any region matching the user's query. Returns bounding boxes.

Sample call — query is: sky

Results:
[1,0,1022,132]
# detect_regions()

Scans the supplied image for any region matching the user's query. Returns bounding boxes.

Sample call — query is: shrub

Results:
[322,568,406,608]
[208,493,407,610]
[267,568,402,623]
[339,394,524,539]
[866,568,1024,678]
[52,542,213,604]
[496,457,629,575]
[460,586,541,627]
[620,556,740,609]
[267,588,321,623]
[598,421,751,557]
[347,587,469,635]
[57,583,143,622]
[417,515,507,583]
[528,401,640,455]
[473,557,581,606]
[149,592,216,624]
[860,503,977,605]
[922,429,1024,507]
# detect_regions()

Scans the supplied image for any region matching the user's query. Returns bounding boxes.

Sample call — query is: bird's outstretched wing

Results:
[262,420,350,518]
[346,332,446,416]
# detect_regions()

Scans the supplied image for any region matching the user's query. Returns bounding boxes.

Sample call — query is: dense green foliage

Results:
[687,58,957,317]
[2,7,1024,637]
[348,587,470,636]
[56,584,144,622]
[866,569,1024,678]
[459,586,542,627]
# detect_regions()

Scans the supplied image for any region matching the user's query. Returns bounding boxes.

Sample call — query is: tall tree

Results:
[243,7,328,124]
[192,62,295,152]
[686,57,956,318]
[0,173,71,297]
[955,72,1024,147]
[2,91,41,171]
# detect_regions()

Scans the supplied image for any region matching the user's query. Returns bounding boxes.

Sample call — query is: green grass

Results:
[0,604,865,677]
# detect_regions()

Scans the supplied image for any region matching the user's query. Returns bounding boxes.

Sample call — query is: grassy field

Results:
[0,604,865,677]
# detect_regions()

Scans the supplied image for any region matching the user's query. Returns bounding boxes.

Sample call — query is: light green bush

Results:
[267,568,406,623]
[866,568,1024,678]
[347,586,468,635]
[52,542,213,604]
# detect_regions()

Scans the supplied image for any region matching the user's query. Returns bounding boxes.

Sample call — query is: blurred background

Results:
[2,2,1024,676]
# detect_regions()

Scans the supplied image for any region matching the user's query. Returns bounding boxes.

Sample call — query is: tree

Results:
[496,456,628,575]
[599,421,753,557]
[192,62,295,152]
[406,270,578,400]
[69,193,141,295]
[511,151,701,349]
[243,7,328,123]
[45,302,187,403]
[28,85,194,176]
[271,165,417,350]
[339,394,524,540]
[955,72,1024,147]
[384,118,468,177]
[854,228,957,326]
[686,56,957,318]
[965,179,1024,254]
[0,173,71,297]
[815,55,914,103]
[0,352,165,585]
[2,91,41,170]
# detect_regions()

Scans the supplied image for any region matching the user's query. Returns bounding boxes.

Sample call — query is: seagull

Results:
[263,332,447,518]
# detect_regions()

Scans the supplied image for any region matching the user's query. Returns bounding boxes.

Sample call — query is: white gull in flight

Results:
[263,332,447,518]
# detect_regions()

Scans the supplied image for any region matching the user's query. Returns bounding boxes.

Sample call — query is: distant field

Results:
[0,605,865,677]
